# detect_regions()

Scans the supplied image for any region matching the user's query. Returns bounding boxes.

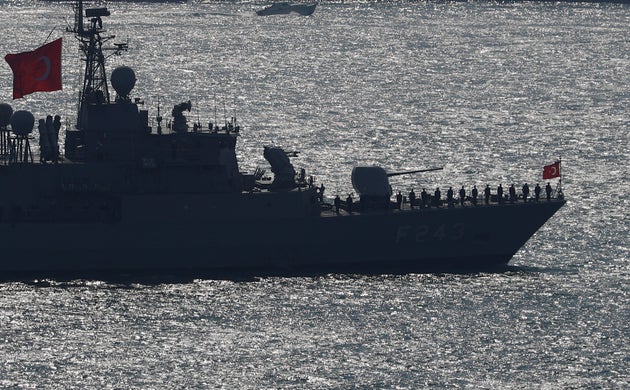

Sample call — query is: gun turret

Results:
[352,166,444,209]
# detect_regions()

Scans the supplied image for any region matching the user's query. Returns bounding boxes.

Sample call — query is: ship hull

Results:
[0,193,564,277]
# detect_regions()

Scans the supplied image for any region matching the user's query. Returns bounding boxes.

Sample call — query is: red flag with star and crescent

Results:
[543,161,561,180]
[5,38,62,99]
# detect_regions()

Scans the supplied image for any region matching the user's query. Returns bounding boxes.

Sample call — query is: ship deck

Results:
[319,197,565,217]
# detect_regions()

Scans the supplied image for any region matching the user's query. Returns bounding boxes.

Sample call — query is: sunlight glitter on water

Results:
[0,1,628,388]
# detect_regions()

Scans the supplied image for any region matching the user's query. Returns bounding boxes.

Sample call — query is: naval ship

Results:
[0,1,564,277]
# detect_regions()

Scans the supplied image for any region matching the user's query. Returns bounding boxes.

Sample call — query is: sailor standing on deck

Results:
[509,184,516,203]
[45,115,55,161]
[497,184,504,203]
[318,183,325,203]
[522,183,530,203]
[447,187,454,207]
[38,119,50,163]
[52,115,61,162]
[546,182,552,201]
[471,185,478,206]
[396,191,403,210]
[459,186,466,206]
[408,189,416,209]
[534,183,541,202]
[484,185,491,204]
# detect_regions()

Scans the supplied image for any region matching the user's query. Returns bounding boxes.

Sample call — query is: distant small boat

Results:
[256,2,318,16]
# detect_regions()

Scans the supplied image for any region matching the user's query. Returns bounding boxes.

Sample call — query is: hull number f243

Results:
[395,223,465,244]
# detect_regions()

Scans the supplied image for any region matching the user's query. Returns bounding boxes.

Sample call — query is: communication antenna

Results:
[213,93,217,130]
[233,96,237,128]
[223,100,227,127]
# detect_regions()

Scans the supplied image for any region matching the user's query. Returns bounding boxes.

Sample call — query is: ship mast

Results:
[68,0,127,129]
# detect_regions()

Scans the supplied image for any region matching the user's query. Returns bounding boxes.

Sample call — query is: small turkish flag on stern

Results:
[543,161,561,180]
[5,38,62,99]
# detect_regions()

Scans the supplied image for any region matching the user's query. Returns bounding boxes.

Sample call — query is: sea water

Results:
[0,1,628,388]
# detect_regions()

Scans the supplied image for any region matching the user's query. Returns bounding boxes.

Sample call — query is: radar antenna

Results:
[67,0,128,129]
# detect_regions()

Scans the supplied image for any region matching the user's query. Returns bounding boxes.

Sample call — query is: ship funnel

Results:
[111,66,136,100]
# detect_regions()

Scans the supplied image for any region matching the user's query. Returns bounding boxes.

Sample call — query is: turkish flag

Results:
[5,38,62,99]
[543,161,561,180]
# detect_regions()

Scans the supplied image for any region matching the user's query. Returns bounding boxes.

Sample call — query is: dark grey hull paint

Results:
[0,191,564,277]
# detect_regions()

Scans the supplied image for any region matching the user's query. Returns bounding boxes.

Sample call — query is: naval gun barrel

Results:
[387,167,443,177]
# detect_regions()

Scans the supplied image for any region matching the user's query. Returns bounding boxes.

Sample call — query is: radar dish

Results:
[0,103,13,127]
[111,66,136,98]
[10,110,35,136]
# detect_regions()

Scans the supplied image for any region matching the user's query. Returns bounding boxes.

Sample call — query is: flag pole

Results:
[42,27,57,46]
[557,157,563,199]
[559,157,562,188]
